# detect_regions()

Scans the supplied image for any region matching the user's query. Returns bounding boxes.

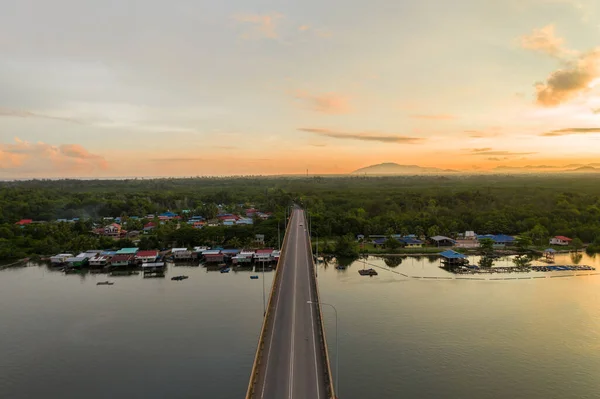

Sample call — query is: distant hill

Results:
[351,163,457,175]
[566,166,600,173]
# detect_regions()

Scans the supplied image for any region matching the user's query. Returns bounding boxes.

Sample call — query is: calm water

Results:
[2,253,600,399]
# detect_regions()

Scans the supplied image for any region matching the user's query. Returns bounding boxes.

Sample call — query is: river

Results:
[1,252,600,399]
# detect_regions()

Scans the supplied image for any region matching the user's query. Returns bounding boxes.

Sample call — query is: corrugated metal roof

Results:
[116,248,138,255]
[439,250,467,259]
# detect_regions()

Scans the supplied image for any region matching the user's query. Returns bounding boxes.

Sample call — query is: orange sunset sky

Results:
[1,0,600,177]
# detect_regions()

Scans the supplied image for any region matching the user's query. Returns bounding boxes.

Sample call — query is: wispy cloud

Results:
[487,157,509,161]
[409,114,456,120]
[541,127,600,136]
[592,108,600,114]
[519,25,572,58]
[464,130,498,138]
[0,107,82,124]
[298,128,424,144]
[232,13,283,40]
[294,91,352,114]
[0,138,107,173]
[468,149,537,156]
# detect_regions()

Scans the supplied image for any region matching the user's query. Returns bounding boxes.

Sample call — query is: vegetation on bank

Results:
[2,175,600,259]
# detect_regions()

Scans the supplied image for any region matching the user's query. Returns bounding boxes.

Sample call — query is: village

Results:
[48,246,280,280]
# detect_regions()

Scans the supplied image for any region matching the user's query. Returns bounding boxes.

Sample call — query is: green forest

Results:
[2,175,600,259]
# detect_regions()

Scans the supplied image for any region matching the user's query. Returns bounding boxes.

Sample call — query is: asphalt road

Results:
[253,209,328,399]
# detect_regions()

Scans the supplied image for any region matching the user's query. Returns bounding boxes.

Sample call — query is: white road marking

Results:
[305,220,322,399]
[260,211,292,399]
[289,219,299,398]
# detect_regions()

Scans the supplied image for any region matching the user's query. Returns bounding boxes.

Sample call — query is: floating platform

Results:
[359,268,378,276]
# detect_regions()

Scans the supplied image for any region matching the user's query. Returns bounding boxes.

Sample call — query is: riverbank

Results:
[0,258,29,270]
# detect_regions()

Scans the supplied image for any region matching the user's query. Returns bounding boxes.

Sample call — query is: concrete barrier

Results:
[245,211,294,399]
[305,213,336,399]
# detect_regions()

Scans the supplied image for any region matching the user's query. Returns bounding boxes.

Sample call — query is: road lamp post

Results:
[307,300,339,398]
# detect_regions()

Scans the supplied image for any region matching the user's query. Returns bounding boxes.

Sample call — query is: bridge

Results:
[246,208,336,399]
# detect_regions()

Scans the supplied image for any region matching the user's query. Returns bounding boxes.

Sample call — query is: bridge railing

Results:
[245,211,294,399]
[305,213,336,399]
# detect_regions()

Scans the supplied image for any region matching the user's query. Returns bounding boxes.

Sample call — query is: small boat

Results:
[220,268,231,273]
[335,265,347,270]
[250,275,259,279]
[96,281,114,285]
[171,275,189,281]
[358,268,378,276]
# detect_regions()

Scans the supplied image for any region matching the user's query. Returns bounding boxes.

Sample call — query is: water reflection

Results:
[383,256,403,268]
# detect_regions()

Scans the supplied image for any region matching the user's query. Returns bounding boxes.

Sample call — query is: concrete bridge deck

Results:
[246,208,335,399]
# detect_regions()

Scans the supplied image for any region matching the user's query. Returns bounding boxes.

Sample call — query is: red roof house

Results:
[135,250,159,262]
[550,236,573,246]
[15,219,33,226]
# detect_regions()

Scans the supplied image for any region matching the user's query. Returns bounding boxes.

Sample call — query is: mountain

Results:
[351,163,457,175]
[566,166,600,173]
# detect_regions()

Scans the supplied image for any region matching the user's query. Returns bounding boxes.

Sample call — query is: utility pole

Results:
[278,220,281,249]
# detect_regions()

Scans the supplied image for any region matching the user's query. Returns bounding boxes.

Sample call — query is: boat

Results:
[96,281,114,285]
[335,265,347,270]
[250,275,259,279]
[220,268,231,273]
[358,268,378,276]
[171,275,189,281]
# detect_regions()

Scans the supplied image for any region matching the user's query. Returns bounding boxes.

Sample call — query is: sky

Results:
[1,0,600,177]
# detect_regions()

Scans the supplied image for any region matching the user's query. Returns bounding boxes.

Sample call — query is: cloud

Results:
[0,107,81,124]
[465,130,497,138]
[541,127,600,136]
[520,25,600,107]
[487,157,509,161]
[592,108,600,114]
[298,25,310,31]
[469,148,493,153]
[0,138,107,174]
[233,13,283,40]
[298,128,424,144]
[294,91,352,114]
[535,50,600,106]
[519,25,571,57]
[468,150,537,156]
[409,114,456,120]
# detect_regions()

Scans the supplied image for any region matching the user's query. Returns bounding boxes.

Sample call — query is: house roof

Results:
[136,250,159,257]
[107,223,121,228]
[477,234,515,243]
[401,238,423,244]
[544,248,557,253]
[110,254,134,262]
[373,238,387,245]
[430,236,455,242]
[221,249,241,255]
[15,219,33,225]
[202,250,221,255]
[554,236,572,241]
[256,249,274,254]
[115,247,138,255]
[439,250,467,259]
